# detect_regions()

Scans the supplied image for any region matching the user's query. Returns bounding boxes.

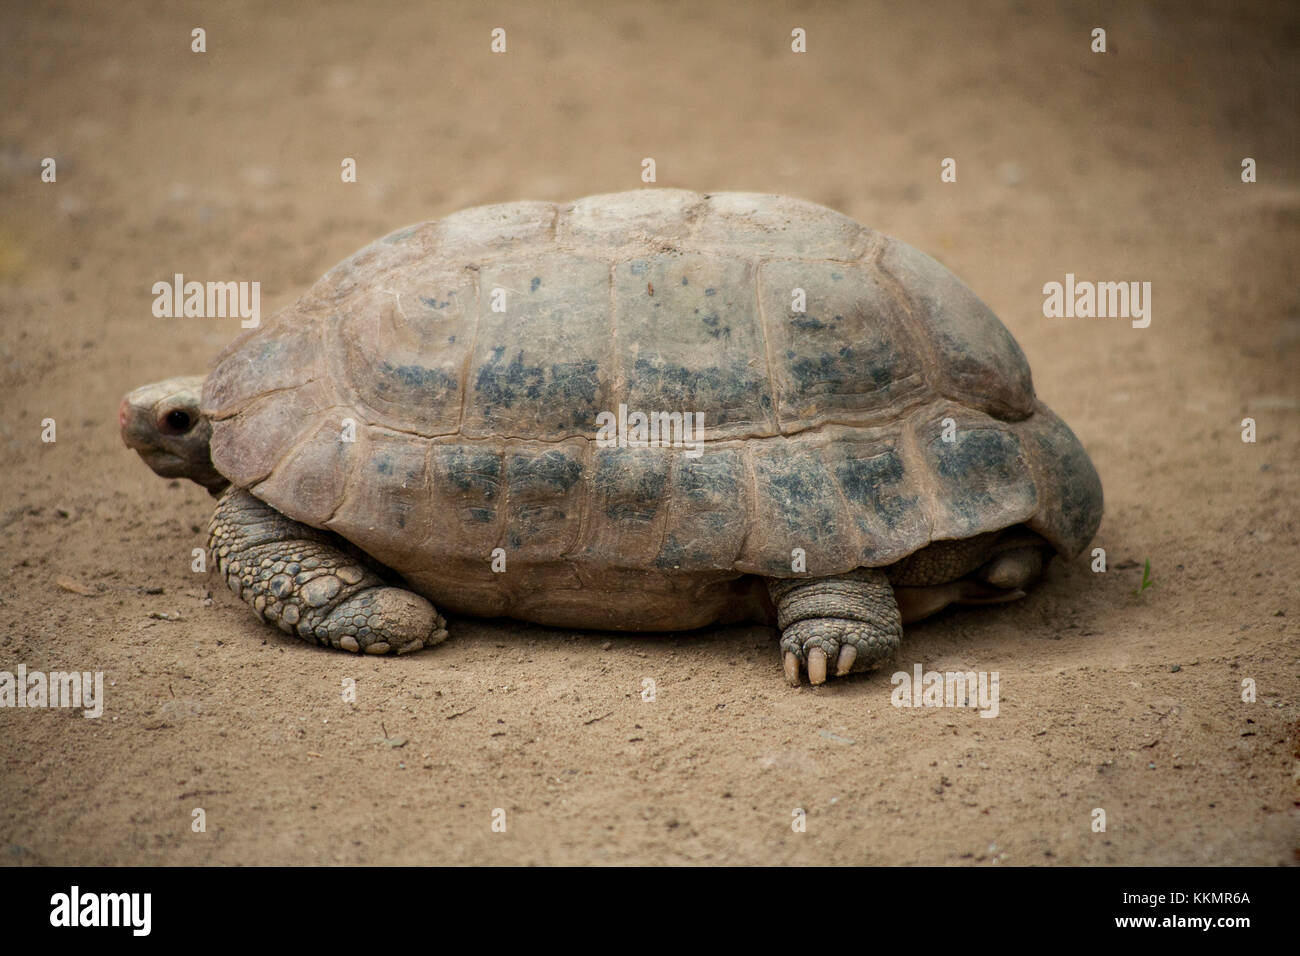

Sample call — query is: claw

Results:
[783,651,801,686]
[836,644,857,675]
[807,647,828,685]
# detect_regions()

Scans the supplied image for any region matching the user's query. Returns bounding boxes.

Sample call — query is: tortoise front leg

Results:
[208,488,448,654]
[767,569,902,686]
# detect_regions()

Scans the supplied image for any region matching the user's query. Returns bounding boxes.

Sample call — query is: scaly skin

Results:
[767,569,903,686]
[209,488,447,654]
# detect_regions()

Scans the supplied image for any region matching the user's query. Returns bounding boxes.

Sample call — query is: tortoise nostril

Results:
[118,398,131,431]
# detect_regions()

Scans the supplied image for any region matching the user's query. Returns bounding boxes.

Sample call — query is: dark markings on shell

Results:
[377,362,459,404]
[749,450,847,573]
[626,358,759,421]
[833,447,915,528]
[923,424,1037,540]
[473,350,602,431]
[442,446,501,496]
[790,317,828,331]
[593,448,669,523]
[506,448,584,492]
[1029,414,1105,551]
[653,450,748,570]
[932,430,1023,524]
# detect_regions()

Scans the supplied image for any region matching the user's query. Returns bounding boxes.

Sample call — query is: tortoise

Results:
[120,190,1103,686]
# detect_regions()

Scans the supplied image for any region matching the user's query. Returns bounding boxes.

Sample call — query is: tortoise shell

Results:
[202,190,1102,630]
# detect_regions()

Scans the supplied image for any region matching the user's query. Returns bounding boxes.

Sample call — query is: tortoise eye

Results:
[163,409,193,433]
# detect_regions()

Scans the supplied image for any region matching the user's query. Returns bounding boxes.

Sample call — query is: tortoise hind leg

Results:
[766,569,902,686]
[893,540,1051,621]
[209,488,448,654]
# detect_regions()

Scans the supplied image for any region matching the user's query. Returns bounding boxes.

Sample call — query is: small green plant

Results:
[1134,559,1154,596]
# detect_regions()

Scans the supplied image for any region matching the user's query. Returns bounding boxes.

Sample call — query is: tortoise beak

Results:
[118,392,156,453]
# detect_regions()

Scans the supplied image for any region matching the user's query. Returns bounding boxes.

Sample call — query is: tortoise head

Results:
[119,376,229,495]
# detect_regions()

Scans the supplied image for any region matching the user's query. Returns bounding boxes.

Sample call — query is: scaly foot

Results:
[209,488,448,654]
[767,569,902,686]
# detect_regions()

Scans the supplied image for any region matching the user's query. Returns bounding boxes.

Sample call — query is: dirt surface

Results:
[1,0,1296,866]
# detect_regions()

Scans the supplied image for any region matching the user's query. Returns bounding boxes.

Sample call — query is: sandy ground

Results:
[0,0,1296,866]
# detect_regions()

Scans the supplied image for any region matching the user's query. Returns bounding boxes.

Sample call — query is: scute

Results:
[431,200,557,261]
[758,259,928,430]
[302,221,437,311]
[336,271,478,436]
[914,409,1038,542]
[1020,404,1105,557]
[327,428,432,569]
[692,192,871,258]
[463,253,613,439]
[251,413,356,527]
[203,307,324,420]
[826,435,929,566]
[574,446,672,566]
[655,450,749,570]
[742,440,860,575]
[614,253,776,438]
[560,189,703,246]
[877,239,1036,421]
[428,443,503,557]
[501,442,586,558]
[208,379,333,488]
